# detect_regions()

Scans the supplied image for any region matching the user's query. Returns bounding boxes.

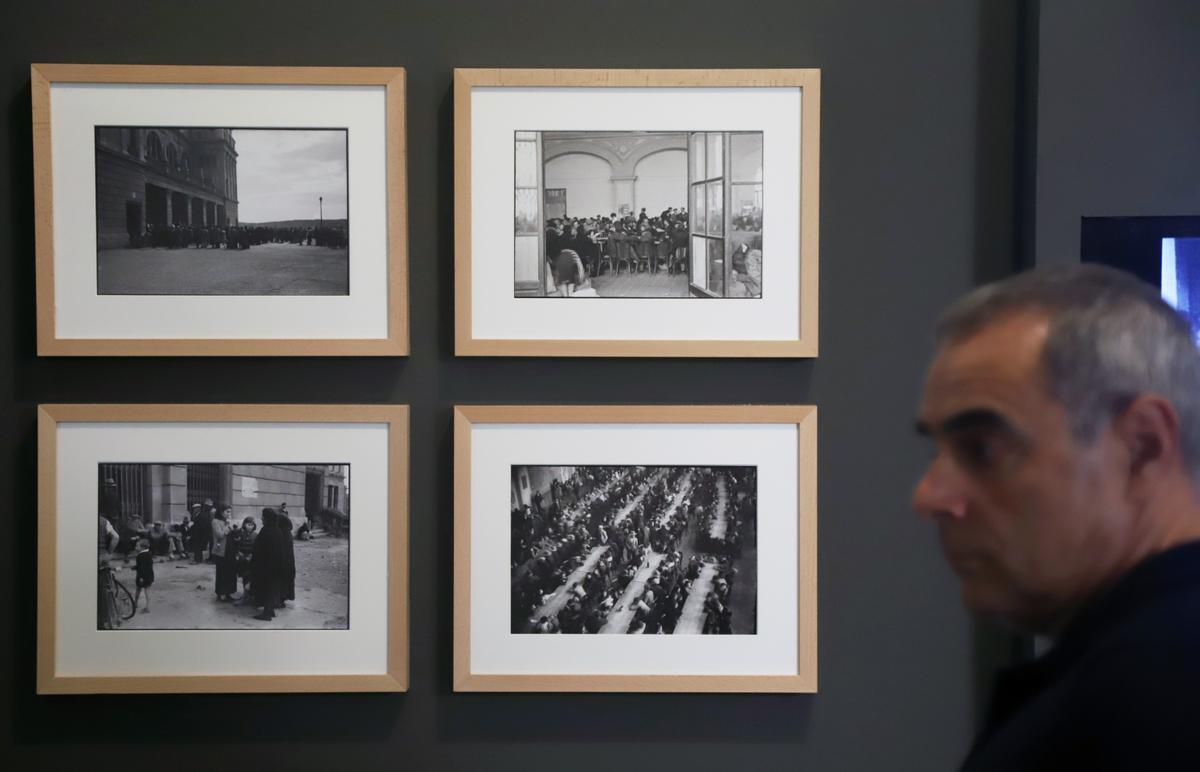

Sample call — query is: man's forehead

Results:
[920,312,1053,423]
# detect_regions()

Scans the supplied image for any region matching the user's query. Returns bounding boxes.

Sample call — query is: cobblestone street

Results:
[97,243,349,295]
[108,536,349,630]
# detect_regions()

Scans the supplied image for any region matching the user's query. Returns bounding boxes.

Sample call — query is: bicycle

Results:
[98,562,136,629]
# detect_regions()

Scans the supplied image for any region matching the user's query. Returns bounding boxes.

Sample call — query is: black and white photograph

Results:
[514,130,763,299]
[96,462,350,630]
[511,465,757,635]
[94,127,349,296]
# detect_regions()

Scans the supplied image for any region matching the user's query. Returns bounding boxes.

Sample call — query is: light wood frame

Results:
[37,403,409,694]
[453,404,817,692]
[31,63,409,356]
[454,68,820,357]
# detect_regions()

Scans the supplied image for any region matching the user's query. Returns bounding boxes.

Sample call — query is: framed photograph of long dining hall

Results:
[454,405,817,692]
[454,68,820,357]
[38,404,408,693]
[31,64,408,356]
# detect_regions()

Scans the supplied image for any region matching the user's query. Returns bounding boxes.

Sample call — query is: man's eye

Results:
[954,434,998,468]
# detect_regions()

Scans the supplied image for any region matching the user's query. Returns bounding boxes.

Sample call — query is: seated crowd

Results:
[546,207,689,279]
[511,466,755,635]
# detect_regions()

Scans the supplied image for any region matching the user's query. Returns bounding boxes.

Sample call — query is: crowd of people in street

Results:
[510,466,757,635]
[97,498,310,624]
[132,222,348,250]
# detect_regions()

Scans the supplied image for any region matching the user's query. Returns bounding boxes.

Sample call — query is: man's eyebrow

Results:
[915,408,1011,438]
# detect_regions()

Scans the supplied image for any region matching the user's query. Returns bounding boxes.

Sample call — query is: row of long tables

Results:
[673,561,719,635]
[708,475,730,540]
[598,551,667,634]
[611,469,665,526]
[530,545,611,623]
[654,470,694,528]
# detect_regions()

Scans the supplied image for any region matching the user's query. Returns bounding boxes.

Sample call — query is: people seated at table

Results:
[544,208,689,280]
[511,465,757,635]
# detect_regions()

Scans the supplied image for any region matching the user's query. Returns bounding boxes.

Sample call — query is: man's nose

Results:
[912,456,968,520]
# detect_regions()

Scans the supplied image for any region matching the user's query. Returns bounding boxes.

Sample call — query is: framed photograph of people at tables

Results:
[454,68,820,357]
[453,405,817,692]
[37,403,408,694]
[31,63,408,356]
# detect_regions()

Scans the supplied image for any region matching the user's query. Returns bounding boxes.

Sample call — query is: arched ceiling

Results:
[542,131,687,177]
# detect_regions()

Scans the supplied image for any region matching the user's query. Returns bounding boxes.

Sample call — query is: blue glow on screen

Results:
[1162,237,1200,340]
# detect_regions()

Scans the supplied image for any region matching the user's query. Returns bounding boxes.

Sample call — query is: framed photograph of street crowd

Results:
[454,405,817,692]
[37,404,408,693]
[454,68,820,357]
[31,63,409,356]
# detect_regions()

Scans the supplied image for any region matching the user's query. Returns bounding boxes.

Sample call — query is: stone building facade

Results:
[94,127,240,249]
[99,463,349,527]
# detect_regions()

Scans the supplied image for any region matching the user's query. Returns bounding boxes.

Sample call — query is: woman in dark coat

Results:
[190,502,212,563]
[277,511,296,607]
[250,508,283,621]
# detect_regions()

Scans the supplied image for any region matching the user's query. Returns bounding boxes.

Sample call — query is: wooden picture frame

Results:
[38,403,409,693]
[32,63,408,356]
[454,404,817,692]
[454,68,820,357]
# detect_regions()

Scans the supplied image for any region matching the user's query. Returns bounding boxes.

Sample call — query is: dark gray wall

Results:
[0,1,1021,769]
[1034,0,1200,266]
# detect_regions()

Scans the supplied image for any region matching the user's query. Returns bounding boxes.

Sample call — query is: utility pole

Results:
[319,196,324,229]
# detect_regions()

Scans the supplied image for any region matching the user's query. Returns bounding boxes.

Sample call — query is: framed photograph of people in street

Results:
[31,64,408,356]
[454,68,820,357]
[453,405,817,692]
[37,404,408,694]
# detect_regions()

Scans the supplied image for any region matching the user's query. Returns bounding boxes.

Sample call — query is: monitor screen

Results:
[1081,216,1200,339]
[1162,237,1200,325]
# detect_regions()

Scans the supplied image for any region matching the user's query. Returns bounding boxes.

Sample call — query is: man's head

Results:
[914,265,1200,633]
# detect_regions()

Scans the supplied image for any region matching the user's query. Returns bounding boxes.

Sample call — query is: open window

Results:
[514,131,545,296]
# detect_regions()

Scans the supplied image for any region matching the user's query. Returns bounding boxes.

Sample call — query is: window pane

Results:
[707,180,723,235]
[706,133,723,180]
[690,183,705,234]
[731,133,763,183]
[690,132,706,181]
[731,183,763,236]
[730,183,763,298]
[707,238,725,296]
[515,235,541,284]
[691,236,707,291]
[515,140,538,188]
[515,188,539,233]
[515,130,538,141]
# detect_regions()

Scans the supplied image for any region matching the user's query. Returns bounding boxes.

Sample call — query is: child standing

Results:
[133,538,154,613]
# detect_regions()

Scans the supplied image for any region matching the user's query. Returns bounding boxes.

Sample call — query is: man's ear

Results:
[1112,394,1182,487]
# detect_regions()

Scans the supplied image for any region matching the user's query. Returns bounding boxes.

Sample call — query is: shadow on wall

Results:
[436,692,814,743]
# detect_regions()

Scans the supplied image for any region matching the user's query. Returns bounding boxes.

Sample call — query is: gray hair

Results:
[937,264,1200,477]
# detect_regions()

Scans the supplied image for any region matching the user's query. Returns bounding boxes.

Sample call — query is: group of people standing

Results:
[196,504,297,622]
[135,222,348,251]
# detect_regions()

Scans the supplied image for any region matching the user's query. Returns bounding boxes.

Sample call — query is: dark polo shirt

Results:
[963,540,1200,770]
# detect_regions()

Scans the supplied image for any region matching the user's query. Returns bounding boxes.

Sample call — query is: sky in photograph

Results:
[233,129,348,224]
